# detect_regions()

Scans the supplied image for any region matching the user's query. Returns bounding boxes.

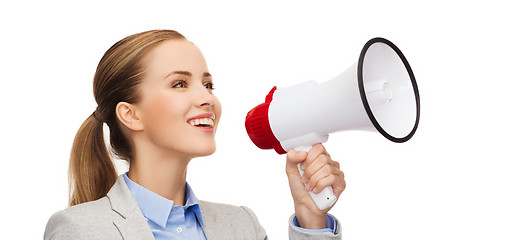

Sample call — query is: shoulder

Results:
[55,197,112,217]
[199,200,260,223]
[199,201,267,239]
[44,197,119,240]
[199,200,253,216]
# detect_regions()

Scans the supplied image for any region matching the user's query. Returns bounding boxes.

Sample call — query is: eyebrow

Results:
[165,71,212,79]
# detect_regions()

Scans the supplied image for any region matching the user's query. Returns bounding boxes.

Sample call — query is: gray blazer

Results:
[44,175,341,240]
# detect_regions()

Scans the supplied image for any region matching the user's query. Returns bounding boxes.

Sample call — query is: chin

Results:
[190,143,217,157]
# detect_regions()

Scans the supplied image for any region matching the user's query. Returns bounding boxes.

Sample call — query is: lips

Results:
[187,113,215,128]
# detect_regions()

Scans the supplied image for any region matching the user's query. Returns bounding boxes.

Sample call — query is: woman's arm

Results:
[285,143,346,229]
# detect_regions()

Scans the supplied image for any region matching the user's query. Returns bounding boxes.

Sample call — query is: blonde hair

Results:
[68,30,186,206]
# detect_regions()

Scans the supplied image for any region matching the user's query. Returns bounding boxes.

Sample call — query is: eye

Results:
[172,80,188,88]
[205,82,215,90]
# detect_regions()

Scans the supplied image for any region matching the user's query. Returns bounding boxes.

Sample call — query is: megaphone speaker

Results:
[245,37,420,210]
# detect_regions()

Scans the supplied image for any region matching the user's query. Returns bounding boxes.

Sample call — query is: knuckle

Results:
[318,155,329,164]
[316,177,332,190]
[316,143,326,152]
[302,171,311,180]
[306,180,316,189]
[308,174,317,183]
[333,160,340,168]
[326,165,337,173]
[339,181,347,190]
[323,164,333,173]
[315,181,326,190]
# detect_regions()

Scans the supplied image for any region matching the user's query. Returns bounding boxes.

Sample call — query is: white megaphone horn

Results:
[245,37,420,210]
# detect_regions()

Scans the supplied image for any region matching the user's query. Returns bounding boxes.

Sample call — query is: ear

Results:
[115,102,144,131]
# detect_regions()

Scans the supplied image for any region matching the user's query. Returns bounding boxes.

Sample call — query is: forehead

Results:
[144,40,208,76]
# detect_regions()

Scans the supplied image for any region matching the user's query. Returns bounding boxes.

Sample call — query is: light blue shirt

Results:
[123,173,206,240]
[123,172,336,239]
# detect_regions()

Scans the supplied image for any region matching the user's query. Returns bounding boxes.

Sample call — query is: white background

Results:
[1,0,520,239]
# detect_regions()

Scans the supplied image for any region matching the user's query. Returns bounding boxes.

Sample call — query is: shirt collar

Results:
[123,173,205,228]
[184,183,204,227]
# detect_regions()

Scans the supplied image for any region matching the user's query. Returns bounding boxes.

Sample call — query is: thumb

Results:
[286,150,312,205]
[285,150,307,175]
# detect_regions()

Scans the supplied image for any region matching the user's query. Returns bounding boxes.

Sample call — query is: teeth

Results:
[188,118,214,127]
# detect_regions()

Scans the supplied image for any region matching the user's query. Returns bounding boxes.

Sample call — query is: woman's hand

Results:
[286,143,346,229]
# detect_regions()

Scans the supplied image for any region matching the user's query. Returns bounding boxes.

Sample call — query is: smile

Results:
[188,118,215,128]
[187,113,216,129]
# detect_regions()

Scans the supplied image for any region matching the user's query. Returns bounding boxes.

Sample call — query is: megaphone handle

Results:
[295,145,337,211]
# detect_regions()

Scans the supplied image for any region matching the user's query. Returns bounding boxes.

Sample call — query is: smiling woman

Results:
[67,30,188,206]
[44,30,345,240]
[128,39,222,162]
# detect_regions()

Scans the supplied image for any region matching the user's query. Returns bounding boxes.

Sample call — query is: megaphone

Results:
[245,37,420,210]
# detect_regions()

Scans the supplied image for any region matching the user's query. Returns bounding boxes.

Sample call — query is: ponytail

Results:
[67,30,186,206]
[68,114,117,206]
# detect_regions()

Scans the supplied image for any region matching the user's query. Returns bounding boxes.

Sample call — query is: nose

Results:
[196,86,217,110]
[200,101,214,110]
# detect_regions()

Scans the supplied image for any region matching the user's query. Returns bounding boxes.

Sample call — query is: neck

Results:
[128,141,191,206]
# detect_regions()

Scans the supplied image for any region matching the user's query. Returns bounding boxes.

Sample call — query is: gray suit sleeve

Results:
[240,206,342,240]
[288,214,342,240]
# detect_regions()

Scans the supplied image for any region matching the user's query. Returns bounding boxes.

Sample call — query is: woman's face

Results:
[134,40,222,159]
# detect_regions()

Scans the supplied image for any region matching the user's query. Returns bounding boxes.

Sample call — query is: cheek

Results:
[141,93,189,132]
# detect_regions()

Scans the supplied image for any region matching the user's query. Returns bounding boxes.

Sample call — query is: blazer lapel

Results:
[107,176,155,240]
[199,201,220,240]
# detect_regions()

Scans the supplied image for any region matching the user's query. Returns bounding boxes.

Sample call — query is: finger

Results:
[309,167,346,195]
[301,154,339,181]
[305,144,329,163]
[312,174,346,196]
[330,160,340,169]
[286,150,307,164]
[305,163,341,192]
[300,154,330,183]
[286,150,308,177]
[301,144,331,171]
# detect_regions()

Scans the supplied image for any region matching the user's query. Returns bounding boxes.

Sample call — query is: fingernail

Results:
[300,163,306,170]
[306,185,312,191]
[302,176,307,184]
[297,151,306,158]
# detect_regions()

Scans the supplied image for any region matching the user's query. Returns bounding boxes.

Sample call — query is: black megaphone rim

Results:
[357,37,420,143]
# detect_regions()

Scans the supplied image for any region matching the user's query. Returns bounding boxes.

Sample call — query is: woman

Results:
[44,30,345,240]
